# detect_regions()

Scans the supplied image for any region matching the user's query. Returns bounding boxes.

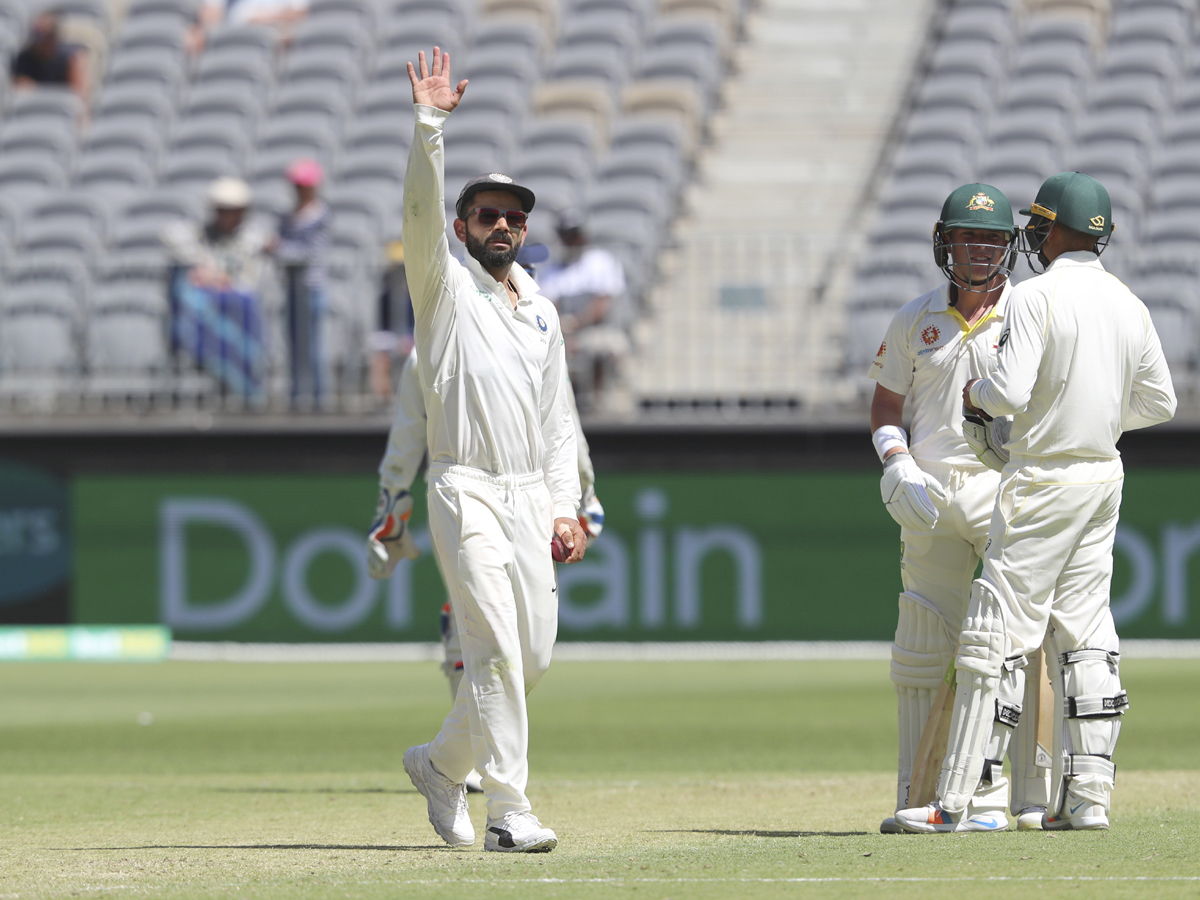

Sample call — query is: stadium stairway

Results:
[628,0,935,419]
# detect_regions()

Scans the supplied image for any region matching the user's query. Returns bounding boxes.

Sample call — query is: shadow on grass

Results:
[69,843,448,852]
[208,787,417,795]
[655,829,870,838]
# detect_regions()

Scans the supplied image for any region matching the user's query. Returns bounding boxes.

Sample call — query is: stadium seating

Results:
[843,0,1200,389]
[0,0,747,411]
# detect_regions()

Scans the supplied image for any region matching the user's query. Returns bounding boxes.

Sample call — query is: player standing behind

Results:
[364,347,606,792]
[398,48,587,854]
[895,172,1176,834]
[869,184,1051,833]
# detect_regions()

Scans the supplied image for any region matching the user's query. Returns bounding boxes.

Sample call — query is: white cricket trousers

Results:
[982,456,1124,657]
[424,462,559,820]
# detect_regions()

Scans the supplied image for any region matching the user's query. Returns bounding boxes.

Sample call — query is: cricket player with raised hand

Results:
[365,346,605,797]
[870,184,1052,833]
[399,47,586,853]
[896,172,1176,834]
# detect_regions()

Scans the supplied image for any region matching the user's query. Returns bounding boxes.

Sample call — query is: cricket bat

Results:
[1030,647,1055,769]
[909,663,956,807]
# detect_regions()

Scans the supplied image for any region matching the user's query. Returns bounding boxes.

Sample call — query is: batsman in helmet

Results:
[896,172,1176,834]
[868,183,1053,833]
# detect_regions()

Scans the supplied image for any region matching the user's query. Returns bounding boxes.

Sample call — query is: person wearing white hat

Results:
[162,177,271,397]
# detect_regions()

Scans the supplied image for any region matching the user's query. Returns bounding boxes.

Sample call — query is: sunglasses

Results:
[470,207,527,229]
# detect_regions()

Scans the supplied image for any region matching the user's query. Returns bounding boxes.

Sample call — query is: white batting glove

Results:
[578,486,604,538]
[961,404,1012,472]
[366,488,420,579]
[880,452,947,531]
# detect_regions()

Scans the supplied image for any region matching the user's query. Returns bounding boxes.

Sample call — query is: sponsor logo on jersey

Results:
[536,315,548,333]
[967,192,995,212]
[921,325,941,345]
[998,328,1010,350]
[876,341,886,358]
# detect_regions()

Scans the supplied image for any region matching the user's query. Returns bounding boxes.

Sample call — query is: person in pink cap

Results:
[268,158,333,408]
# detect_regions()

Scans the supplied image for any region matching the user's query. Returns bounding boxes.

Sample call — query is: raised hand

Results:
[407,47,467,113]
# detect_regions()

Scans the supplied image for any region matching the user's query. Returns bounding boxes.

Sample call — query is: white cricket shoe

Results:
[484,811,558,853]
[1015,806,1046,831]
[879,816,905,834]
[895,801,1008,834]
[1043,792,1109,831]
[403,744,475,848]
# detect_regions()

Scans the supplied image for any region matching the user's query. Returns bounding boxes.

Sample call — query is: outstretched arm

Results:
[402,48,469,328]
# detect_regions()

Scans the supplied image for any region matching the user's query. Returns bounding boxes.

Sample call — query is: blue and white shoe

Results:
[1043,792,1109,831]
[895,800,1008,834]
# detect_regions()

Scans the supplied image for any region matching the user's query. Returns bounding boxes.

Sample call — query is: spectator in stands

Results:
[190,0,309,52]
[538,211,631,411]
[162,178,271,400]
[266,158,332,408]
[10,13,88,105]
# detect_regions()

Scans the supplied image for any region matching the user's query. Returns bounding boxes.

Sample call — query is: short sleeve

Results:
[869,311,915,397]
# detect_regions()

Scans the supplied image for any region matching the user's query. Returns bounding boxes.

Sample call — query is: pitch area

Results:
[0,659,1196,899]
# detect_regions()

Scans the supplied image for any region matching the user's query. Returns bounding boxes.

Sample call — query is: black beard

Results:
[465,230,519,270]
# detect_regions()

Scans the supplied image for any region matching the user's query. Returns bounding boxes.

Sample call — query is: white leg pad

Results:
[972,656,1026,813]
[938,579,1008,813]
[1059,642,1127,809]
[891,592,956,809]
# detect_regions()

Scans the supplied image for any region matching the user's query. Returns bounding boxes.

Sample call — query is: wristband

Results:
[872,425,908,463]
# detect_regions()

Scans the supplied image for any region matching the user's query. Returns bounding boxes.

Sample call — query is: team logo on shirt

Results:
[536,315,548,333]
[921,325,941,345]
[875,341,886,358]
[967,193,995,212]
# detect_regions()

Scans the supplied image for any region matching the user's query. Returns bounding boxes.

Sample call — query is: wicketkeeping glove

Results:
[880,452,947,531]
[366,488,420,579]
[578,486,604,538]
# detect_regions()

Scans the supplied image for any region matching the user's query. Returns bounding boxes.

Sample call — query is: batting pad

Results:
[938,579,1007,812]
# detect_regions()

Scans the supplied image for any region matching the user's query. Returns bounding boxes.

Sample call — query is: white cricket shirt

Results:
[378,347,597,497]
[403,104,581,520]
[869,281,1011,468]
[969,251,1176,460]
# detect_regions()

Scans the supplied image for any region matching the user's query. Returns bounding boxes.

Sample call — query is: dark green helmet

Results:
[1019,171,1114,272]
[933,183,1018,292]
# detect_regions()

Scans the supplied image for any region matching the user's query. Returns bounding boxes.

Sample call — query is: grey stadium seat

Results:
[386,0,470,41]
[1020,14,1095,57]
[0,119,76,168]
[889,144,970,184]
[901,109,982,156]
[280,51,364,100]
[255,118,339,164]
[1072,112,1157,159]
[290,16,372,55]
[334,149,407,192]
[17,218,103,263]
[27,193,110,242]
[342,117,413,156]
[309,0,379,31]
[193,48,274,92]
[87,307,170,377]
[913,76,992,119]
[471,17,548,59]
[559,12,639,57]
[205,22,277,55]
[268,83,352,129]
[179,85,264,133]
[519,116,600,163]
[464,49,541,96]
[6,87,83,129]
[844,302,907,371]
[0,156,67,198]
[84,119,164,167]
[93,85,176,131]
[125,0,200,28]
[169,118,253,166]
[1063,148,1145,192]
[104,48,189,98]
[940,3,1014,47]
[985,111,1070,159]
[1143,301,1197,369]
[162,151,240,191]
[1160,110,1200,147]
[549,45,628,94]
[74,152,157,195]
[562,0,651,35]
[116,16,187,54]
[357,81,422,122]
[444,119,514,167]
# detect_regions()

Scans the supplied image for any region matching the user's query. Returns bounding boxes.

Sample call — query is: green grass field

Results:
[0,659,1197,899]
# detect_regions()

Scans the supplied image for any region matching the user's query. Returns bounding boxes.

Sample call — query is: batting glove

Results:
[366,488,420,579]
[880,452,947,532]
[961,404,1012,472]
[578,486,605,538]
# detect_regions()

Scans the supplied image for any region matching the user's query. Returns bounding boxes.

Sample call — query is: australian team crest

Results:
[967,192,995,212]
[536,315,548,333]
